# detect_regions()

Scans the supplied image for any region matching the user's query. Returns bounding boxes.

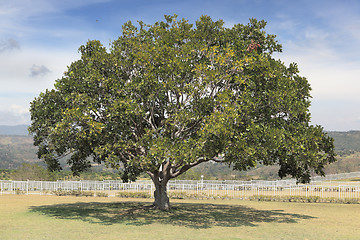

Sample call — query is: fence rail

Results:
[1,179,360,200]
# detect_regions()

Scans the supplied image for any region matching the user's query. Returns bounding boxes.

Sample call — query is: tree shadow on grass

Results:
[29,201,314,229]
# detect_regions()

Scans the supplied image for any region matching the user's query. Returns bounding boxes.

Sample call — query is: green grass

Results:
[1,195,360,240]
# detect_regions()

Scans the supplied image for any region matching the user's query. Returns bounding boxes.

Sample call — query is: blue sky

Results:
[1,0,360,131]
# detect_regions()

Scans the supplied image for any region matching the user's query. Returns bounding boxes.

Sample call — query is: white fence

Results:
[1,179,360,200]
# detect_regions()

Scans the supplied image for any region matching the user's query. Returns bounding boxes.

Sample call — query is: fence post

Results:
[339,186,341,200]
[273,184,275,197]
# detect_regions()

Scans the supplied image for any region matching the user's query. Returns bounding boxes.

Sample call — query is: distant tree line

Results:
[0,163,126,181]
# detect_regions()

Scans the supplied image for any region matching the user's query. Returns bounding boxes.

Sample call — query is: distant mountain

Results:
[0,135,40,169]
[0,125,29,136]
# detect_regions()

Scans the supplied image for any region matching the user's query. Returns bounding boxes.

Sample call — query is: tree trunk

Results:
[148,162,171,210]
[153,181,170,210]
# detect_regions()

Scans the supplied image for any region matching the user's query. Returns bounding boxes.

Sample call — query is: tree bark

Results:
[148,161,171,210]
[152,180,170,210]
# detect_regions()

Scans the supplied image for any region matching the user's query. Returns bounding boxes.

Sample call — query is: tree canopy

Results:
[29,15,336,210]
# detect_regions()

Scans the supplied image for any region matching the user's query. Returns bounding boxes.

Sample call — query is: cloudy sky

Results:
[0,0,359,131]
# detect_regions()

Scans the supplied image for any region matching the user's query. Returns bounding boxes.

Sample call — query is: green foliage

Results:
[249,195,321,203]
[116,191,152,198]
[114,191,231,200]
[10,163,54,181]
[29,15,335,186]
[168,191,232,200]
[15,189,26,195]
[176,168,202,180]
[0,169,15,180]
[96,192,109,197]
[51,189,96,197]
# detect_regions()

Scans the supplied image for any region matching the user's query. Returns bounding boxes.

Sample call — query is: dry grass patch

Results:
[1,195,360,240]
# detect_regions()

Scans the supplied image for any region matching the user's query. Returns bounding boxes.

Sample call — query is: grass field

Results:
[0,195,360,240]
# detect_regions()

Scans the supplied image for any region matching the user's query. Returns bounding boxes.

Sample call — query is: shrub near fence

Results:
[1,179,360,202]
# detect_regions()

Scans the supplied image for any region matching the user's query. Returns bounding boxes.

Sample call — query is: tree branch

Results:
[170,157,209,178]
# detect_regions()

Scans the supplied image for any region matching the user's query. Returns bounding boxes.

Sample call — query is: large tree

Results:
[29,15,336,210]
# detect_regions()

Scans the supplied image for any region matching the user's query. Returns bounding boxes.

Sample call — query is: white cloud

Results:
[0,38,20,52]
[314,2,360,40]
[0,46,80,125]
[0,105,30,126]
[30,64,51,77]
[0,46,79,93]
[272,7,360,102]
[275,36,360,131]
[277,38,360,101]
[270,5,360,131]
[9,104,28,114]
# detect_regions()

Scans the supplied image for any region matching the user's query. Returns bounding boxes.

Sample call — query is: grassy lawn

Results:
[0,195,359,240]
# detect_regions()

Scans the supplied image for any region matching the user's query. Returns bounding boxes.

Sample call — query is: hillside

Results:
[327,131,360,155]
[0,135,40,169]
[0,125,29,136]
[0,125,360,180]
